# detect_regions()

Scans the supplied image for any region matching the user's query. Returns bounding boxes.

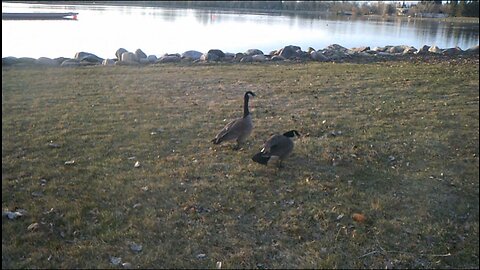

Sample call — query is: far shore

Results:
[5,1,480,24]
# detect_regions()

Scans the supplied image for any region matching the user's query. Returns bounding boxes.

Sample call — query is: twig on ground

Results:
[357,250,379,259]
[386,250,452,257]
[335,226,345,241]
[358,247,451,261]
[371,229,451,258]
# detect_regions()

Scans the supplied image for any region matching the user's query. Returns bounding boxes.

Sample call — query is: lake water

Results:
[2,2,479,59]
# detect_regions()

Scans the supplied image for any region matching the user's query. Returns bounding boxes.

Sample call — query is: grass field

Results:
[2,58,479,269]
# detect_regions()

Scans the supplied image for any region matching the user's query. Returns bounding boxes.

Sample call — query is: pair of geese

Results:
[211,91,300,168]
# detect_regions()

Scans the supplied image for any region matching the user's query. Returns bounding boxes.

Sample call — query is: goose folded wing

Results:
[214,117,245,141]
[262,135,284,154]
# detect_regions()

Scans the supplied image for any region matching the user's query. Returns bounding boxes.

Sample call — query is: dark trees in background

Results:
[28,1,480,17]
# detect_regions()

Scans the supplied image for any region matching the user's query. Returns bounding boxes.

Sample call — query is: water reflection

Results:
[2,2,478,58]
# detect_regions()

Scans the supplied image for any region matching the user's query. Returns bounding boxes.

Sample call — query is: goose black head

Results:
[283,130,300,138]
[245,91,255,98]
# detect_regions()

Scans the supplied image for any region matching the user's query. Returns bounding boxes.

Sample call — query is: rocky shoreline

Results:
[2,43,479,67]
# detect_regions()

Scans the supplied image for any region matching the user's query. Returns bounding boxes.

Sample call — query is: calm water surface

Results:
[2,2,479,59]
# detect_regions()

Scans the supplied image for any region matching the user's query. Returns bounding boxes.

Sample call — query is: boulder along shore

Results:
[2,43,479,67]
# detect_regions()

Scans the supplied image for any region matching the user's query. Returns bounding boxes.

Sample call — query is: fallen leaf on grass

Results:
[352,213,366,223]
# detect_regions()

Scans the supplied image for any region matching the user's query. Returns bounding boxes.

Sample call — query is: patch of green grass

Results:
[2,60,479,269]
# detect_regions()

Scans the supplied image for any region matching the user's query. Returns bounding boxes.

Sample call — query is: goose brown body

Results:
[252,130,300,167]
[212,91,255,149]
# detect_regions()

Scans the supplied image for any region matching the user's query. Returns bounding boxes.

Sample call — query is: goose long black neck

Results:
[243,92,254,118]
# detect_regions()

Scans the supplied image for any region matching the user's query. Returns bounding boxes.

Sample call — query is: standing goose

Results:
[252,130,300,168]
[211,91,255,150]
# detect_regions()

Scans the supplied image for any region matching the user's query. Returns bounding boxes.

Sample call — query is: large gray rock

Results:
[346,49,356,56]
[147,55,158,63]
[36,57,59,66]
[350,46,370,53]
[234,53,245,61]
[296,49,310,59]
[135,49,147,59]
[203,51,222,62]
[115,60,139,66]
[388,45,410,54]
[357,51,374,57]
[278,45,301,59]
[116,48,128,59]
[310,51,329,62]
[16,57,37,65]
[181,50,203,61]
[403,46,417,54]
[240,55,253,62]
[2,57,18,66]
[207,49,225,59]
[372,46,389,52]
[121,52,139,63]
[102,59,115,66]
[365,50,378,55]
[54,57,69,64]
[415,45,431,55]
[465,45,479,54]
[74,52,103,63]
[270,55,285,61]
[321,44,350,60]
[61,59,80,67]
[442,46,462,56]
[165,53,180,58]
[245,49,264,56]
[376,52,392,57]
[306,47,316,54]
[428,45,442,54]
[252,54,267,62]
[325,44,348,52]
[156,55,181,63]
[224,52,235,61]
[269,50,279,56]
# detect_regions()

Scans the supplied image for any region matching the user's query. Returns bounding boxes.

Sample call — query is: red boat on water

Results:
[2,12,78,20]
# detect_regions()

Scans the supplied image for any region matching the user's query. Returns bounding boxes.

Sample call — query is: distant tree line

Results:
[443,0,479,17]
[405,0,478,17]
[145,0,479,17]
[24,1,480,17]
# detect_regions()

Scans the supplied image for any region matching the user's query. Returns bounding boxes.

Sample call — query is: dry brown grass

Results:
[2,59,479,269]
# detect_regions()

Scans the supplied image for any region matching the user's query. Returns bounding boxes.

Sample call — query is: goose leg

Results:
[232,143,241,151]
[234,138,246,150]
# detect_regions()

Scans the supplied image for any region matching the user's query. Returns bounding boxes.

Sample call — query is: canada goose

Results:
[211,91,255,150]
[252,130,300,168]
